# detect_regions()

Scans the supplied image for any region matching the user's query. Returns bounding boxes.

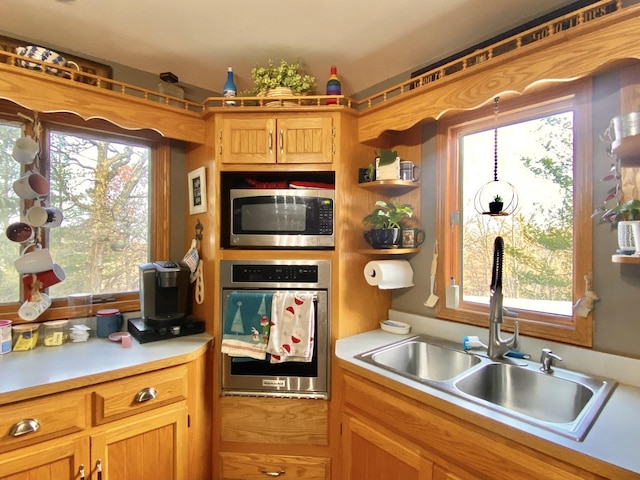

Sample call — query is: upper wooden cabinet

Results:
[218,113,335,164]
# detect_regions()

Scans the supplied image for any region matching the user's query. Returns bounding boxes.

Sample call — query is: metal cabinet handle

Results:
[260,468,286,477]
[134,387,157,403]
[96,459,103,480]
[9,418,40,437]
[79,464,85,479]
[268,129,273,153]
[279,129,284,154]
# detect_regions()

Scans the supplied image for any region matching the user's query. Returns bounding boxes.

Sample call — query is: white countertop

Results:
[0,333,212,399]
[336,329,640,476]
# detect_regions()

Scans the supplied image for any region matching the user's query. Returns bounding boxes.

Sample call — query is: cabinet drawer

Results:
[220,452,330,480]
[93,365,187,425]
[0,389,88,453]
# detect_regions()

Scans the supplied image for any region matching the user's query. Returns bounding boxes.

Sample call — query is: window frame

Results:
[435,80,593,347]
[0,107,170,322]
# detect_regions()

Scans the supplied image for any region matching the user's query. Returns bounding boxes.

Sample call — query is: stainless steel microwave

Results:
[230,188,334,249]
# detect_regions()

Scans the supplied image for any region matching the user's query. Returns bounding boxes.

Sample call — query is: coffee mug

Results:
[14,248,54,274]
[6,222,35,244]
[401,228,426,248]
[12,171,49,199]
[18,293,52,321]
[96,308,124,338]
[12,136,39,165]
[23,264,66,291]
[26,205,63,228]
[399,161,421,182]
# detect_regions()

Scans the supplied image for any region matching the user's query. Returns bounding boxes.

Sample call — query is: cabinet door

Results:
[277,116,333,164]
[0,435,89,480]
[342,414,432,480]
[90,404,188,480]
[220,117,277,164]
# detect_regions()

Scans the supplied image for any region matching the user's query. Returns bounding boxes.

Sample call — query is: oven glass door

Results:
[221,288,329,398]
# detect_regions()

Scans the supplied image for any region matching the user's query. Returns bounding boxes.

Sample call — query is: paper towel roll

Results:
[364,260,414,289]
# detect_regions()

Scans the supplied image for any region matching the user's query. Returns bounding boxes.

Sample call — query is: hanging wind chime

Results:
[474,97,519,216]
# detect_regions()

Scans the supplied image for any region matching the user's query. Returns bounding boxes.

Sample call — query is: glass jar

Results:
[12,324,40,351]
[43,320,69,347]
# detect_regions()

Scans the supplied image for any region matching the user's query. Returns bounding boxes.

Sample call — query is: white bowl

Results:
[14,45,67,74]
[379,320,411,335]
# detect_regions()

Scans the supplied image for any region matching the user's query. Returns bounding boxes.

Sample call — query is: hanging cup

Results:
[12,171,49,199]
[12,136,39,165]
[5,222,35,244]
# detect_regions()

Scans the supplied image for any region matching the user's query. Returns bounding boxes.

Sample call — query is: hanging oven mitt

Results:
[182,239,200,283]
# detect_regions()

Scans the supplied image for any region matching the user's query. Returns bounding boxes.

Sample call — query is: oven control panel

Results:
[232,264,318,283]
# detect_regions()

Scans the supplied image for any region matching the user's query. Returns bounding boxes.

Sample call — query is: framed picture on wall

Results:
[188,166,207,215]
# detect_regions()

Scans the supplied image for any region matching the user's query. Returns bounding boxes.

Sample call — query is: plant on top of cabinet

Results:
[363,200,413,249]
[245,59,317,96]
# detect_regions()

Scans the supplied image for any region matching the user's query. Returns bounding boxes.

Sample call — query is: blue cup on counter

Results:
[96,308,124,338]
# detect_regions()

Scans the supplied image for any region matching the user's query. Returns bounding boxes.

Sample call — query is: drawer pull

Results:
[134,387,158,403]
[79,464,85,479]
[9,418,40,437]
[260,468,286,477]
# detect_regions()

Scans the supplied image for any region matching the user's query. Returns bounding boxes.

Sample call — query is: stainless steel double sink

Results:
[355,334,616,441]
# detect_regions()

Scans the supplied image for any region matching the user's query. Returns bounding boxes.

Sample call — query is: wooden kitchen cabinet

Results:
[341,414,432,480]
[0,356,206,480]
[90,403,188,480]
[216,396,330,480]
[0,435,88,480]
[218,114,334,164]
[340,371,606,480]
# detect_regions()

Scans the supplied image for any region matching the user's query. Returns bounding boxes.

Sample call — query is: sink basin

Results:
[455,363,593,423]
[355,334,617,441]
[357,335,480,381]
[454,362,616,439]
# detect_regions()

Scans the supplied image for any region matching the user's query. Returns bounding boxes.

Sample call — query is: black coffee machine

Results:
[128,261,204,343]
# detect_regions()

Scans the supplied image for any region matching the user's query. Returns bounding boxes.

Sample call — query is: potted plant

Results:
[246,59,316,97]
[599,199,640,253]
[489,194,503,214]
[362,200,413,248]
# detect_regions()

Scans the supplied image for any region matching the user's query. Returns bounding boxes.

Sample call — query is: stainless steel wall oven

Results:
[220,259,330,399]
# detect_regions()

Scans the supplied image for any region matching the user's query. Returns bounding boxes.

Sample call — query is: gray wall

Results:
[392,70,640,359]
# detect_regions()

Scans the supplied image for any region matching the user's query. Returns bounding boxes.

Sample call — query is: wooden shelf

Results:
[358,180,419,197]
[359,248,420,255]
[612,254,640,264]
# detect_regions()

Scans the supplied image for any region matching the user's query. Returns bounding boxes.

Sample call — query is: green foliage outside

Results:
[463,112,573,311]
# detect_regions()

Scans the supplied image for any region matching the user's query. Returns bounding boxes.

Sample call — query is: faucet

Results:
[487,236,519,359]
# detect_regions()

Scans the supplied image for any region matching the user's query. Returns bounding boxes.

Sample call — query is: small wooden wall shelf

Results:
[612,254,640,264]
[359,248,420,255]
[358,180,419,197]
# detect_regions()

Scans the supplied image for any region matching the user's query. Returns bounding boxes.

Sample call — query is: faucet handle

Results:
[540,348,562,373]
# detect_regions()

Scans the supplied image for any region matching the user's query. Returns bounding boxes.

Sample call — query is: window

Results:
[0,109,170,320]
[436,82,593,346]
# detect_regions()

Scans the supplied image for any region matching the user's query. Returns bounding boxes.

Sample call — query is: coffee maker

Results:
[128,261,204,343]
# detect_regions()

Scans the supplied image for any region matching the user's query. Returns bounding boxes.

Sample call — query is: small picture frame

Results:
[188,166,207,215]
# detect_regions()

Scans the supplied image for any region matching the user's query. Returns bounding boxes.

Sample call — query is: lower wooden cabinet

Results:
[220,452,330,480]
[91,403,188,480]
[216,396,330,479]
[0,354,208,480]
[0,435,88,480]
[340,371,610,480]
[342,415,432,480]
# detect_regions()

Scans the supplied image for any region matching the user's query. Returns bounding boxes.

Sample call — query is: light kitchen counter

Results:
[336,329,640,477]
[0,333,212,405]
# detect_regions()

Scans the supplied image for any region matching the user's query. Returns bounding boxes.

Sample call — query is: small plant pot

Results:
[488,201,504,214]
[364,228,402,249]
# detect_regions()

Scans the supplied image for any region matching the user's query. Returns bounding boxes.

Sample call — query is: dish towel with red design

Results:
[221,292,272,360]
[266,292,314,363]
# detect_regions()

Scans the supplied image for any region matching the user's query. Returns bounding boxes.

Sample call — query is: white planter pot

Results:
[617,220,640,254]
